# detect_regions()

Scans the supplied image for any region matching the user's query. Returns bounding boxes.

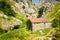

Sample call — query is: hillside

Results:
[0,0,60,40]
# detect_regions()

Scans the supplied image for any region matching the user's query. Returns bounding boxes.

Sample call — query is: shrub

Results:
[0,28,5,35]
[0,1,16,17]
[37,6,46,18]
[52,19,59,28]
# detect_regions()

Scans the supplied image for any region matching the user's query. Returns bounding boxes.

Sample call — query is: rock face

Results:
[0,13,22,31]
[0,0,59,31]
[32,0,56,7]
[15,0,57,18]
[10,0,38,18]
[8,0,58,19]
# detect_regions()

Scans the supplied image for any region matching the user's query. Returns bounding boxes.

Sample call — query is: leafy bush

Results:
[37,6,46,18]
[52,19,59,28]
[0,28,29,40]
[0,29,5,35]
[0,1,16,17]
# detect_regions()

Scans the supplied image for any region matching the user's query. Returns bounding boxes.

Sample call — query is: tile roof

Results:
[30,18,50,23]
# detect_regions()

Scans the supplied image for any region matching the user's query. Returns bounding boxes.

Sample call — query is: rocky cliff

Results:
[0,0,59,31]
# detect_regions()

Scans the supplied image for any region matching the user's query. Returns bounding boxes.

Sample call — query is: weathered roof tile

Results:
[30,18,50,23]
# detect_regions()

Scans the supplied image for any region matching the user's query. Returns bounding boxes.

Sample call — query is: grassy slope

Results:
[1,1,60,40]
[46,2,60,40]
[46,2,60,20]
[0,0,28,40]
[0,28,29,40]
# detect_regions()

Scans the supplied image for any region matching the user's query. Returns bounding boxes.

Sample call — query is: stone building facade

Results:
[29,18,51,32]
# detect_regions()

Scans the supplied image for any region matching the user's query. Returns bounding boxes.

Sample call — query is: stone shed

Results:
[27,18,51,32]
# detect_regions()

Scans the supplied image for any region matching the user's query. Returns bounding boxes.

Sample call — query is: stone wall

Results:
[32,22,51,32]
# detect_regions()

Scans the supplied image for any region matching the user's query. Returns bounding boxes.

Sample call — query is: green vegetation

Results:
[0,29,5,35]
[0,1,16,17]
[0,0,28,40]
[46,2,60,40]
[46,2,60,20]
[52,19,59,28]
[0,28,29,40]
[37,6,47,18]
[0,0,60,40]
[33,28,51,35]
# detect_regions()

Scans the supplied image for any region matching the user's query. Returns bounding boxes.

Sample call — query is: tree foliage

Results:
[52,19,59,28]
[37,6,46,18]
[0,1,16,17]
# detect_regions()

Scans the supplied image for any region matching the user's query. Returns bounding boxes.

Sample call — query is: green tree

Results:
[0,1,16,17]
[52,19,59,28]
[37,6,46,18]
